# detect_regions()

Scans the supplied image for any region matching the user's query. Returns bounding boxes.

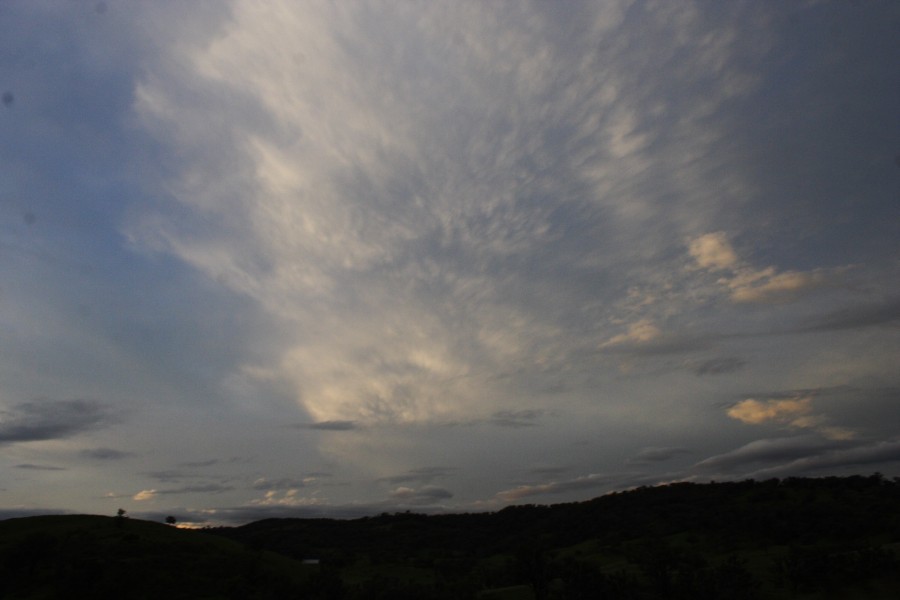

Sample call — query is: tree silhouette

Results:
[165,516,177,526]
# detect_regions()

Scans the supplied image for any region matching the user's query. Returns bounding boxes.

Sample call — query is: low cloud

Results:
[628,447,691,464]
[694,435,850,472]
[389,485,453,505]
[494,473,612,504]
[697,437,900,480]
[133,484,234,501]
[380,466,456,485]
[133,489,157,501]
[251,477,309,491]
[250,489,322,508]
[743,439,900,479]
[0,399,118,444]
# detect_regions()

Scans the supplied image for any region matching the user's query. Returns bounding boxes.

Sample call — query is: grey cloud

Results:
[155,484,234,495]
[380,466,456,485]
[741,439,900,480]
[303,421,359,431]
[797,298,900,333]
[389,485,454,505]
[252,477,307,491]
[15,463,66,471]
[80,448,135,460]
[496,473,613,503]
[179,459,220,468]
[145,470,188,483]
[628,447,691,464]
[0,399,118,444]
[490,410,547,428]
[528,465,570,478]
[600,335,716,357]
[691,357,746,376]
[694,436,853,473]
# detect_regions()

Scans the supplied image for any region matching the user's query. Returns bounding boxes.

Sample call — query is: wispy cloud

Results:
[15,463,66,471]
[379,467,456,485]
[691,357,746,376]
[489,410,549,429]
[0,399,118,444]
[389,485,453,505]
[494,473,613,504]
[80,448,135,460]
[302,420,359,431]
[628,447,691,464]
[687,232,843,304]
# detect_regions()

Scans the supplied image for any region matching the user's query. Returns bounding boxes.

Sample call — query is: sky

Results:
[1,0,899,526]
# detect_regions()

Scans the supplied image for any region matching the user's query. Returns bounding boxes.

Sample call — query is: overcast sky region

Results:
[1,1,899,526]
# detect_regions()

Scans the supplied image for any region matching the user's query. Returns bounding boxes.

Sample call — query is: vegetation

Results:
[2,475,899,598]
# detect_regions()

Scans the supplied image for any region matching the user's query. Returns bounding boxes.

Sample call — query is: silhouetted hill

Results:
[211,475,900,599]
[2,476,899,599]
[0,514,313,599]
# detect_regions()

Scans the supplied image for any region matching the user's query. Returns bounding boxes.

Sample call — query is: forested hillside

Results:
[2,475,899,599]
[212,474,900,599]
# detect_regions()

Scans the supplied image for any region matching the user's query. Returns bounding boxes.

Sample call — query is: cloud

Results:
[15,463,66,471]
[134,484,234,501]
[727,396,813,425]
[687,232,841,303]
[697,437,900,480]
[728,268,832,304]
[528,464,570,478]
[389,485,453,505]
[133,489,156,501]
[252,477,308,491]
[80,448,135,460]
[128,0,779,433]
[380,467,456,485]
[694,435,850,473]
[628,447,691,464]
[726,394,855,440]
[688,232,738,270]
[601,319,663,348]
[494,473,612,504]
[489,410,548,428]
[0,399,118,444]
[691,357,745,376]
[302,420,359,431]
[250,489,321,508]
[179,459,220,468]
[798,298,900,332]
[743,439,900,479]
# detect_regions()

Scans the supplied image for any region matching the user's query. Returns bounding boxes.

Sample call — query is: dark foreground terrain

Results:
[2,475,899,599]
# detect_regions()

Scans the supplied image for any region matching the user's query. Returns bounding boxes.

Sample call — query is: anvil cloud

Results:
[1,0,898,525]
